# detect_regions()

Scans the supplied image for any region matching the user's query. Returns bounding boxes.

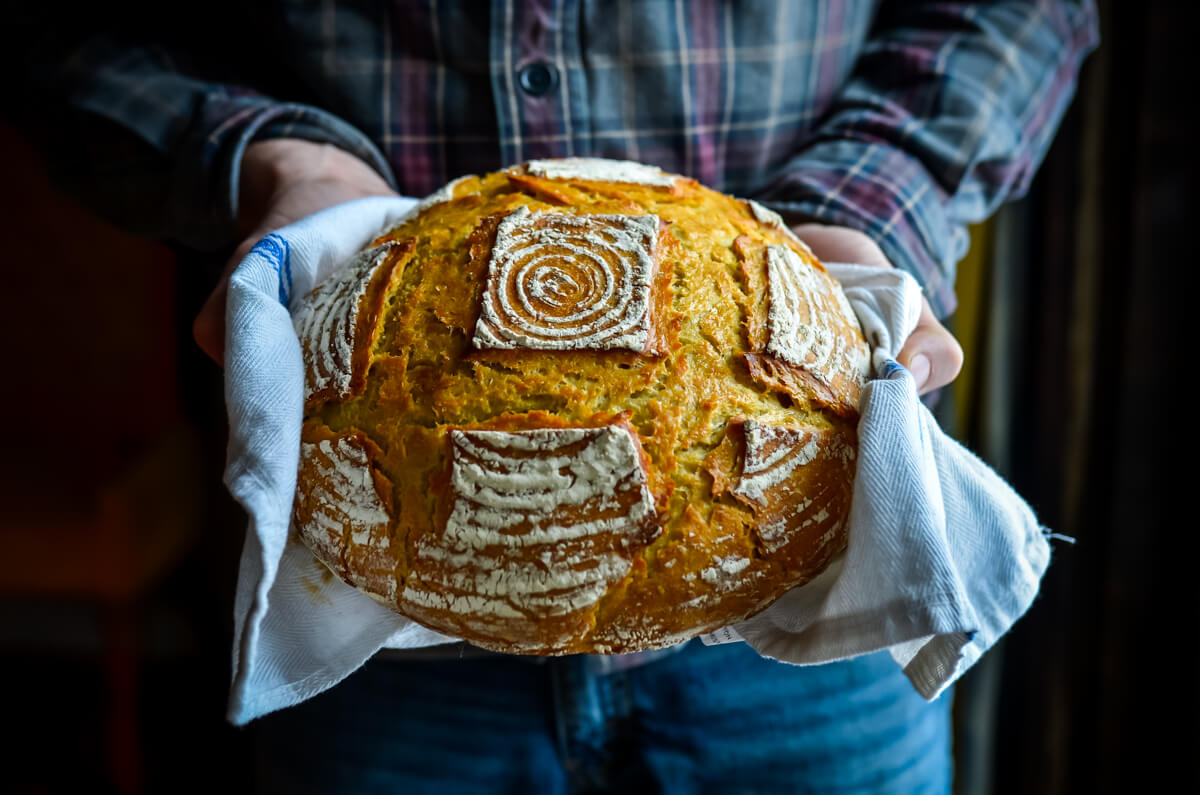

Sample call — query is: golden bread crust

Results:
[291,158,870,654]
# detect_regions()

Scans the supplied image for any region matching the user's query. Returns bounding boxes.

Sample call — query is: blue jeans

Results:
[250,640,952,794]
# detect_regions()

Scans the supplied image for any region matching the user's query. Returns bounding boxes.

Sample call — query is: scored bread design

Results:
[402,419,659,650]
[291,157,871,654]
[295,432,398,603]
[292,240,415,407]
[473,207,662,353]
[758,244,870,416]
[523,157,682,187]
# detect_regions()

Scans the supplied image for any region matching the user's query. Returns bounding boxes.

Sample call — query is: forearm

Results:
[190,138,398,366]
[235,140,396,238]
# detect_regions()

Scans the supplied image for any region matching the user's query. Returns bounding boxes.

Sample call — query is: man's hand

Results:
[192,139,397,365]
[791,223,963,395]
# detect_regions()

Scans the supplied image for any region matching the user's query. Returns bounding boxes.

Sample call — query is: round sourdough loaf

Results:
[291,157,871,655]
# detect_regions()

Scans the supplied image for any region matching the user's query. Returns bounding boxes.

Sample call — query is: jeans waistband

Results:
[371,640,689,673]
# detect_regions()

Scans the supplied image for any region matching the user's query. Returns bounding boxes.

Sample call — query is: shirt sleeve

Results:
[755,0,1100,317]
[34,34,396,253]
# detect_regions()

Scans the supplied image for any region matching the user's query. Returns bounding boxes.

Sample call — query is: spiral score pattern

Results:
[472,207,660,352]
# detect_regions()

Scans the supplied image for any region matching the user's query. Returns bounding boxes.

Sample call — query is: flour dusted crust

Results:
[400,417,659,649]
[292,240,415,407]
[745,199,817,259]
[525,157,680,187]
[472,207,662,354]
[294,430,398,603]
[291,159,871,654]
[761,244,871,414]
[738,241,870,417]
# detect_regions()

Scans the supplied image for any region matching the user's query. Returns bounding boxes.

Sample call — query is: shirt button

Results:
[518,62,559,96]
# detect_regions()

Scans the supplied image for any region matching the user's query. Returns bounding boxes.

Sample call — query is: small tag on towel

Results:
[700,625,745,646]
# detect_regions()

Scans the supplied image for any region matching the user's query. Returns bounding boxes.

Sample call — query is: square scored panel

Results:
[401,422,658,636]
[472,207,661,353]
[764,244,868,380]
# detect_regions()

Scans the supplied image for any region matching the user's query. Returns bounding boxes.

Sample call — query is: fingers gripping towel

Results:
[222,199,1052,725]
[715,263,1051,700]
[223,197,459,727]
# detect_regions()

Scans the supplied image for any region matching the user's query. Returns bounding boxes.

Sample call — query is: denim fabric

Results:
[250,640,952,794]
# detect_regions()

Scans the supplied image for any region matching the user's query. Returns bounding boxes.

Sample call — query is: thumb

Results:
[896,300,964,395]
[192,234,262,367]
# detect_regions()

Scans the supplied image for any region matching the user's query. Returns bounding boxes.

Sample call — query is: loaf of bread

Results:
[291,157,870,655]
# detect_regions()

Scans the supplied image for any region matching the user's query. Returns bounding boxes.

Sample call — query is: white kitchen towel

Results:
[703,262,1051,702]
[222,196,1051,726]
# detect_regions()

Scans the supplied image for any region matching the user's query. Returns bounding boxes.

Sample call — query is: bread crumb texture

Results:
[291,158,870,654]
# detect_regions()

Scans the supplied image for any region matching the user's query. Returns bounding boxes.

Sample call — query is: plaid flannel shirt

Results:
[47,0,1097,316]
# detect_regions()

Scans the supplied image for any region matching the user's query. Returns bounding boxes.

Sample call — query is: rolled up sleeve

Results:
[45,36,395,252]
[757,0,1100,316]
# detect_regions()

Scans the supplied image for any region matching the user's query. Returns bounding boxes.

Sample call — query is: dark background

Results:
[944,2,1195,792]
[0,1,1191,792]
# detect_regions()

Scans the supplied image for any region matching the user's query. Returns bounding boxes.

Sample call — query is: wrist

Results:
[236,139,392,236]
